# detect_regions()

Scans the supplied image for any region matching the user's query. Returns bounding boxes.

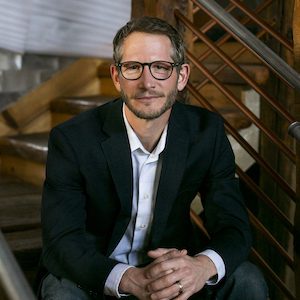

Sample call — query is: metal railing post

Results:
[0,230,36,300]
[288,122,300,143]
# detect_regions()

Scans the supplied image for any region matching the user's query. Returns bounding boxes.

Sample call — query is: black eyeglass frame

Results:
[115,61,182,81]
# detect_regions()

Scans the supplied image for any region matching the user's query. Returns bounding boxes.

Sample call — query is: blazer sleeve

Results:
[200,117,252,277]
[41,127,118,294]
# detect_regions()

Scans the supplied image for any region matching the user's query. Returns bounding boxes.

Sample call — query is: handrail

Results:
[181,1,297,298]
[248,209,294,270]
[0,230,36,300]
[193,2,236,42]
[235,166,294,233]
[192,0,300,91]
[230,0,294,52]
[250,248,296,300]
[186,48,296,163]
[288,122,300,143]
[187,83,296,202]
[175,10,295,124]
[195,19,276,91]
[194,0,273,44]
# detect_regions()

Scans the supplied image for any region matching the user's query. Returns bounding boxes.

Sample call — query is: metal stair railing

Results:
[174,1,300,299]
[193,0,300,91]
[0,230,36,300]
[289,121,300,143]
[192,0,300,138]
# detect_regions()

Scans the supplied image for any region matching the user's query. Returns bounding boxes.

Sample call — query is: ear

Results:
[177,64,190,91]
[110,64,122,93]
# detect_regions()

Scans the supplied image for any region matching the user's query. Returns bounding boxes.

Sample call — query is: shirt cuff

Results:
[197,249,225,285]
[104,263,134,298]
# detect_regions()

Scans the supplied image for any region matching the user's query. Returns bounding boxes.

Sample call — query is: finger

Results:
[146,253,183,279]
[171,281,192,300]
[147,268,174,280]
[149,249,187,264]
[149,280,183,300]
[173,291,191,300]
[147,268,182,292]
[148,248,179,259]
[147,255,187,280]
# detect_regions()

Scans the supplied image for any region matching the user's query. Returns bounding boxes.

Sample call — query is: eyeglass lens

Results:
[120,61,174,80]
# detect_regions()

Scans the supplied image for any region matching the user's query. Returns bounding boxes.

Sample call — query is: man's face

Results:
[111,32,190,120]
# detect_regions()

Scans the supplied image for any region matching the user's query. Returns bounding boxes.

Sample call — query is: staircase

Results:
[0,45,266,296]
[0,52,76,113]
[0,58,118,298]
[0,175,42,297]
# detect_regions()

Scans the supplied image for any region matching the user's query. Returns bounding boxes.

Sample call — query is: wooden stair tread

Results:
[218,107,252,130]
[194,41,262,64]
[0,194,41,233]
[0,176,42,233]
[51,94,114,115]
[0,175,41,197]
[4,228,42,253]
[0,175,42,267]
[192,63,269,85]
[97,61,113,77]
[190,96,251,131]
[0,132,49,163]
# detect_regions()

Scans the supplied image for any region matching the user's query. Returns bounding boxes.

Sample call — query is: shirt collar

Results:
[122,104,168,156]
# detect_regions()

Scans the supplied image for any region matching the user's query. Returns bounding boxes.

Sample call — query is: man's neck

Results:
[124,107,170,152]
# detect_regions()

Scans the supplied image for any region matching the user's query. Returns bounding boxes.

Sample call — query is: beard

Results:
[121,88,178,120]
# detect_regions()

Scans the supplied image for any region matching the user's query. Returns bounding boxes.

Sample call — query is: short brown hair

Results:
[113,16,186,64]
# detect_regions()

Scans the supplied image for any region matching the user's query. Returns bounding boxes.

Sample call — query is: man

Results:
[40,16,268,299]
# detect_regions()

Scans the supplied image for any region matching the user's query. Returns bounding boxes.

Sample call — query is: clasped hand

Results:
[119,248,217,300]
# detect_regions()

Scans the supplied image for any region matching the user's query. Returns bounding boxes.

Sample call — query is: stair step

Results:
[0,133,48,185]
[0,175,42,289]
[218,106,251,130]
[4,227,42,288]
[4,227,42,287]
[51,94,114,115]
[194,42,262,64]
[0,132,48,164]
[51,94,115,126]
[5,228,42,253]
[189,86,252,131]
[192,63,269,85]
[1,194,41,233]
[97,61,113,77]
[0,173,40,193]
[0,175,42,233]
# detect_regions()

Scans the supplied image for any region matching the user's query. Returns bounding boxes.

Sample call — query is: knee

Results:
[231,261,268,297]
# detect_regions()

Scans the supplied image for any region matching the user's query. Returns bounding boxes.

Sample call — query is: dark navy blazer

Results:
[41,99,251,296]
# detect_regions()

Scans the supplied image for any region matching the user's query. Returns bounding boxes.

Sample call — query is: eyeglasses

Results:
[115,61,181,80]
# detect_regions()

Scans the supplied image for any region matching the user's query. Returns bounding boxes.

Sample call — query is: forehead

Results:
[120,32,174,61]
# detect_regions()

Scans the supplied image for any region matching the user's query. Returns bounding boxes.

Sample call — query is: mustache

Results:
[133,91,165,98]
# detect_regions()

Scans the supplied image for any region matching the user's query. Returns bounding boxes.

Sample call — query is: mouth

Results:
[136,96,161,100]
[135,93,164,100]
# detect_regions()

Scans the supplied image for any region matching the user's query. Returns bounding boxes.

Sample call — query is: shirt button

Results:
[144,194,149,199]
[140,224,146,229]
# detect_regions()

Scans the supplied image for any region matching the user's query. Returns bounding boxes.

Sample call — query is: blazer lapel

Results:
[99,100,190,252]
[149,103,189,248]
[99,100,133,253]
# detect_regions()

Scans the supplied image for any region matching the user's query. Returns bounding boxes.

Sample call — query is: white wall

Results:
[0,0,131,58]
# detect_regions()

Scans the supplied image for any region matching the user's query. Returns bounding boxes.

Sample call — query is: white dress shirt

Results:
[104,105,225,297]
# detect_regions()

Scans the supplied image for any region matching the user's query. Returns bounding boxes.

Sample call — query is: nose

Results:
[138,65,156,88]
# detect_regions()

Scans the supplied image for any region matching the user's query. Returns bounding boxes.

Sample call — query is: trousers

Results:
[40,261,268,300]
